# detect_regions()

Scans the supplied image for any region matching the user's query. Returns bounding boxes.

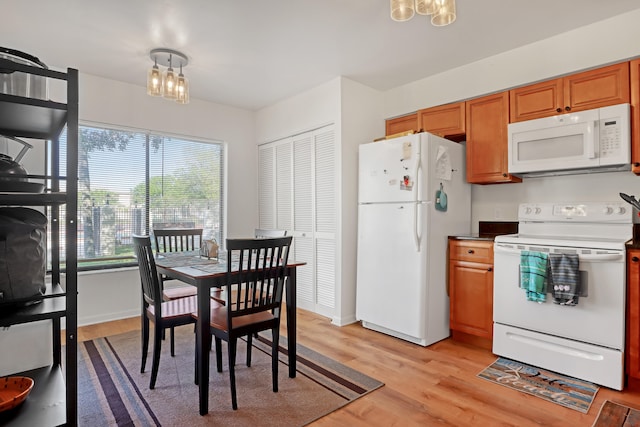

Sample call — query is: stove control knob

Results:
[524,207,532,214]
[615,206,626,215]
[534,207,541,214]
[603,206,613,215]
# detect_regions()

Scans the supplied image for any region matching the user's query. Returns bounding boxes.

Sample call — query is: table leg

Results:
[286,267,297,378]
[197,282,211,415]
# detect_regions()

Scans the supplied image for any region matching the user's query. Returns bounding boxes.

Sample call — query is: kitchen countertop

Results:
[449,221,518,242]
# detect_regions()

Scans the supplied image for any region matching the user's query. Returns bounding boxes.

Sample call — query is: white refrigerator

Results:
[356,132,471,346]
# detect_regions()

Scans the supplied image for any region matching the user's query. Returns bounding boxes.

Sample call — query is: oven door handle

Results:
[494,244,624,261]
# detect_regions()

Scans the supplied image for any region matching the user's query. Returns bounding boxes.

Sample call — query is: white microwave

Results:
[508,103,630,177]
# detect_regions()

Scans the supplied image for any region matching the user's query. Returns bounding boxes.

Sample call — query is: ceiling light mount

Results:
[149,48,189,68]
[147,48,190,104]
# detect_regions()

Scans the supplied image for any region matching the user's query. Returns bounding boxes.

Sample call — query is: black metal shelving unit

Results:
[0,58,78,426]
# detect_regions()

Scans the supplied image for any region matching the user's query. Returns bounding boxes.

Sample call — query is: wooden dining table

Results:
[154,250,305,415]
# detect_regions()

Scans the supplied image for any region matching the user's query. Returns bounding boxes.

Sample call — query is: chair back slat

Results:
[153,228,203,253]
[225,236,292,324]
[133,235,162,313]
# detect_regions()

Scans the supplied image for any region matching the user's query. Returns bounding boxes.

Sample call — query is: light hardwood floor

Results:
[77,311,640,426]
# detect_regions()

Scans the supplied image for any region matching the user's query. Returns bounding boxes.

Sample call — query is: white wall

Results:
[384,9,640,230]
[337,78,384,325]
[255,78,341,144]
[54,73,256,327]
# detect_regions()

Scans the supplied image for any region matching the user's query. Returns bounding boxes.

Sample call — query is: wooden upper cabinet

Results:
[631,59,640,174]
[418,102,465,141]
[465,92,521,184]
[509,79,563,122]
[385,113,419,136]
[510,62,630,122]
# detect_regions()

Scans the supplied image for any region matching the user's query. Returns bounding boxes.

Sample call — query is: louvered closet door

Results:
[275,142,293,231]
[314,129,336,315]
[292,134,315,310]
[258,124,336,317]
[258,145,276,229]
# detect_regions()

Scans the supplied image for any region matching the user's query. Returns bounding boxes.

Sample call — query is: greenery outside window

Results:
[53,123,225,270]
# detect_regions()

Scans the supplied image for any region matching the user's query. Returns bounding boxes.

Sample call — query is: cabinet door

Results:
[465,92,521,184]
[449,260,493,338]
[385,113,419,136]
[631,59,640,174]
[418,102,465,141]
[509,78,563,123]
[627,249,640,379]
[564,62,630,113]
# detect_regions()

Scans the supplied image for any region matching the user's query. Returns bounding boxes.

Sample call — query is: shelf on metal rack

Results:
[0,365,67,427]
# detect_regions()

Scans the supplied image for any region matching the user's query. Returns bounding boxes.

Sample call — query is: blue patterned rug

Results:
[477,357,598,413]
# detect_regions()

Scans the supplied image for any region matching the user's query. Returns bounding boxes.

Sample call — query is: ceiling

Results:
[3,1,640,111]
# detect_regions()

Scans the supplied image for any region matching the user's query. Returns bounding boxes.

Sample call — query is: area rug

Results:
[477,357,598,413]
[592,400,640,427]
[77,328,383,426]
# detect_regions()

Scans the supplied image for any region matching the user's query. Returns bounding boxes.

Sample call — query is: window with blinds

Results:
[53,124,225,270]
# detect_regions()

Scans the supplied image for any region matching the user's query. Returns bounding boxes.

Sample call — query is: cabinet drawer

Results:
[449,240,493,263]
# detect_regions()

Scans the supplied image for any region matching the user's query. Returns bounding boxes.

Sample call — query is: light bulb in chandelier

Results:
[146,57,162,96]
[176,63,189,104]
[163,54,178,100]
[390,0,415,21]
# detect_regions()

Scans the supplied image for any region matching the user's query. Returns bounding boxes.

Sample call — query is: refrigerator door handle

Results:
[413,155,422,252]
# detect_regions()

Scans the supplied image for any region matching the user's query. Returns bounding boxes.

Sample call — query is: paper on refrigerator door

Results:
[435,146,452,180]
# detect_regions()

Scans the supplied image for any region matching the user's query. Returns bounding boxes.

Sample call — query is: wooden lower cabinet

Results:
[448,239,494,348]
[631,59,640,174]
[627,249,640,385]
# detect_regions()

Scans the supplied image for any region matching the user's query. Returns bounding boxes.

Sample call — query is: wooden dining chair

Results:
[152,228,203,301]
[133,234,212,389]
[194,236,293,410]
[211,228,288,361]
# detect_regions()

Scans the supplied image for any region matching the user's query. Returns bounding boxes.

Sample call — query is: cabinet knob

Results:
[487,267,493,272]
[634,162,640,167]
[556,108,562,113]
[633,256,639,262]
[502,173,508,178]
[565,106,571,111]
[468,249,474,254]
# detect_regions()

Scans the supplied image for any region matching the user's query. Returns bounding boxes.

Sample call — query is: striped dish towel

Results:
[520,251,548,303]
[548,253,580,306]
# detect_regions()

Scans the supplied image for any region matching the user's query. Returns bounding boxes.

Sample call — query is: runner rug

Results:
[77,328,383,426]
[477,357,598,414]
[592,400,640,427]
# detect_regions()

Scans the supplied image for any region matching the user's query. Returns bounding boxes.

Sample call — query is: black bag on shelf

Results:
[0,207,47,306]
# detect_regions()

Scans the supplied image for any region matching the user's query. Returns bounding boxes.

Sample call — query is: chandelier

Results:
[390,0,456,26]
[146,48,189,104]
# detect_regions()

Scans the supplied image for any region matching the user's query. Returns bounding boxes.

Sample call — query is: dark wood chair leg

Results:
[170,326,175,357]
[229,338,238,410]
[150,324,163,389]
[215,337,223,373]
[141,314,149,373]
[194,332,199,385]
[246,334,252,367]
[272,327,280,393]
